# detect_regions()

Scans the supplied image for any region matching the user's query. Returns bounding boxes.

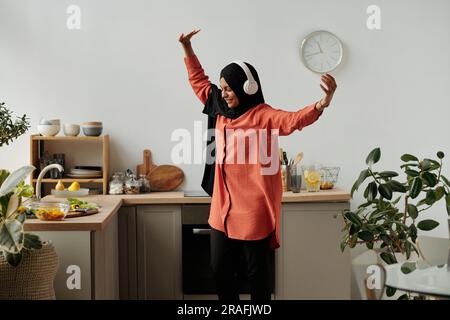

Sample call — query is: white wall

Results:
[1,0,449,240]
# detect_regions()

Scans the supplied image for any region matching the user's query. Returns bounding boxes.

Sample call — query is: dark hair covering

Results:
[200,61,265,196]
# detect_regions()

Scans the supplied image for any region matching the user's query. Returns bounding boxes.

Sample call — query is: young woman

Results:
[179,29,337,301]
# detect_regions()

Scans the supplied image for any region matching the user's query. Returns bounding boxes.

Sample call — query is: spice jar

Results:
[124,173,140,194]
[138,174,151,193]
[109,173,124,195]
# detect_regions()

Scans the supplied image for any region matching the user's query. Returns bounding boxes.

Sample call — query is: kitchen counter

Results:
[22,188,351,300]
[24,188,350,231]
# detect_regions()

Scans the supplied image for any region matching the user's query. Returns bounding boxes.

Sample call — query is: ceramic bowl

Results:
[81,126,103,136]
[81,122,102,127]
[63,124,80,136]
[37,124,60,136]
[48,119,61,126]
[39,118,52,125]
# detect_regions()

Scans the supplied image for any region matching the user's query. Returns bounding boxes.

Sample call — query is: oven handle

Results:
[192,228,212,235]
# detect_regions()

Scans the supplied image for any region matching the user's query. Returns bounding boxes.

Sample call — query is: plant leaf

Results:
[380,234,392,245]
[378,183,393,200]
[435,186,445,202]
[23,233,42,250]
[398,294,409,300]
[366,148,381,166]
[425,190,436,205]
[0,220,24,253]
[409,177,422,199]
[421,172,438,187]
[344,211,363,228]
[358,230,374,242]
[437,151,444,159]
[405,169,419,177]
[401,154,418,162]
[367,182,377,202]
[409,224,418,243]
[389,180,407,193]
[420,159,433,171]
[407,204,418,219]
[380,252,396,265]
[446,194,450,216]
[0,166,35,197]
[401,262,416,274]
[5,251,22,267]
[379,171,399,178]
[417,219,439,231]
[351,169,370,197]
[5,194,19,219]
[386,286,397,297]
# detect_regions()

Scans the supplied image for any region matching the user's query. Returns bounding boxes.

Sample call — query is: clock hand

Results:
[313,40,323,53]
[304,51,321,57]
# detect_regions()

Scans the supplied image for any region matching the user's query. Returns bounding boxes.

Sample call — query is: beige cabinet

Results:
[275,202,351,299]
[136,204,183,299]
[118,206,138,299]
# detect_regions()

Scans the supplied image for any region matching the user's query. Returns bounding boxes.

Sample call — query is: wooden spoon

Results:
[293,152,304,166]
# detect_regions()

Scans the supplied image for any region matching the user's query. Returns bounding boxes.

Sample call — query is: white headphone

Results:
[231,60,259,95]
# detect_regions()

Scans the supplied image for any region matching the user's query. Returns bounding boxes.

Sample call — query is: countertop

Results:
[24,188,350,232]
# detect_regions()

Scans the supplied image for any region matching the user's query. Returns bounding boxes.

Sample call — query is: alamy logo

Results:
[367,5,381,30]
[170,121,281,175]
[66,265,81,290]
[366,265,382,290]
[66,5,81,30]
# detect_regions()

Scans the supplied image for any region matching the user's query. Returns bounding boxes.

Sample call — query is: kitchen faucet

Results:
[35,163,64,200]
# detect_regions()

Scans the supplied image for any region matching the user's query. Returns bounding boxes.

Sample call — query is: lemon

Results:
[68,181,80,191]
[305,171,321,184]
[55,180,65,191]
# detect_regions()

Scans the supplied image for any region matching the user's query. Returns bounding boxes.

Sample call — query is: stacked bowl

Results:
[81,122,103,136]
[37,119,60,136]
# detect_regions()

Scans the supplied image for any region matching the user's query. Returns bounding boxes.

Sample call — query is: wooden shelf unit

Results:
[30,134,110,195]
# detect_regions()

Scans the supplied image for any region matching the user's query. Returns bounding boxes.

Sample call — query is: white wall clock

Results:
[300,30,343,74]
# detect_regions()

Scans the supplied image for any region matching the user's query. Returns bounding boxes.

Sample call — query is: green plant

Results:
[0,102,30,147]
[0,166,41,266]
[339,148,450,298]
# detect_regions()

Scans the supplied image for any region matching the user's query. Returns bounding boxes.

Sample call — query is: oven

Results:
[181,200,274,295]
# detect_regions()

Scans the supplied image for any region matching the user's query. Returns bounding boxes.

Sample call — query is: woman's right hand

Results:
[178,29,200,48]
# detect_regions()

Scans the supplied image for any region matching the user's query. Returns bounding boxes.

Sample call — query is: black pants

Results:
[210,228,272,301]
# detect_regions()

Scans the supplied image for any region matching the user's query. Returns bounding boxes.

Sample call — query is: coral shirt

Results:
[184,55,323,248]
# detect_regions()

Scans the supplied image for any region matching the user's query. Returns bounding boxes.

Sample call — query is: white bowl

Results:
[48,119,60,125]
[37,124,60,136]
[63,124,80,136]
[39,118,52,125]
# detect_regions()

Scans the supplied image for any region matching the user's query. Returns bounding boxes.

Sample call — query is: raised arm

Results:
[260,103,323,136]
[179,29,212,104]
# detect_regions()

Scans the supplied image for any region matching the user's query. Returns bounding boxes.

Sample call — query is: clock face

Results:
[300,30,343,74]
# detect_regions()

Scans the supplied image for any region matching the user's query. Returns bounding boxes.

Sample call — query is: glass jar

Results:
[109,173,124,195]
[289,164,302,193]
[138,174,151,193]
[302,164,322,192]
[124,173,140,194]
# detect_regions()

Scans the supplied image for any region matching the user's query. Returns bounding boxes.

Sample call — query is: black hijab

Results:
[201,61,265,196]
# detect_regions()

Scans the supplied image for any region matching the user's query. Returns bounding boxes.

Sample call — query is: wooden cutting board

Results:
[136,150,157,177]
[66,208,99,218]
[148,165,184,191]
[144,150,184,191]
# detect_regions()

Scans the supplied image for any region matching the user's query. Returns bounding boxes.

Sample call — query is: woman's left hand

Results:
[317,73,337,111]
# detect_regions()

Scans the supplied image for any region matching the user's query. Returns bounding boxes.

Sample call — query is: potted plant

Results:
[339,147,450,299]
[0,102,58,299]
[0,102,30,147]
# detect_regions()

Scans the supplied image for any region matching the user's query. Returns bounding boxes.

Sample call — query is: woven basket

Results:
[0,242,59,300]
